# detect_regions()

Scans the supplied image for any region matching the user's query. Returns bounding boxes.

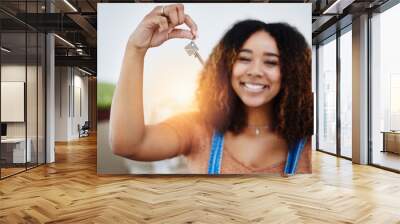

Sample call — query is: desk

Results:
[1,138,31,163]
[381,131,400,154]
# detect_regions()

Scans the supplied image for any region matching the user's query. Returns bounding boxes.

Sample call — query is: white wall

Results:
[55,67,69,141]
[1,63,46,164]
[1,65,37,138]
[55,67,89,141]
[73,73,89,137]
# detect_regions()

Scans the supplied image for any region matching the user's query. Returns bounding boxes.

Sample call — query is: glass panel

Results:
[317,37,337,154]
[27,31,38,169]
[27,0,39,168]
[38,32,45,165]
[340,29,352,158]
[1,31,27,178]
[0,1,46,178]
[371,3,400,171]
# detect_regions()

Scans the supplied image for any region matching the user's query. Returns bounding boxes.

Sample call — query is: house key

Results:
[184,41,204,65]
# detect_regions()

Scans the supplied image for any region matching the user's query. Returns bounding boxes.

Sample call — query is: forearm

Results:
[109,4,197,159]
[110,42,147,155]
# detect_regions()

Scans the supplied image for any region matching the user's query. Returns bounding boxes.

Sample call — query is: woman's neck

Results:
[245,102,273,127]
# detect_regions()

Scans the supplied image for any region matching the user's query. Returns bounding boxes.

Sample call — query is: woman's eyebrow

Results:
[263,52,279,57]
[239,49,279,57]
[238,49,252,54]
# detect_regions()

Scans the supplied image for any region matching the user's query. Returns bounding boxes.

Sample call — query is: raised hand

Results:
[128,4,198,53]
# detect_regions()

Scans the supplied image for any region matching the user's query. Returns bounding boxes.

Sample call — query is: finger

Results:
[176,4,185,25]
[184,14,198,39]
[151,5,163,16]
[159,16,169,32]
[164,5,179,27]
[149,15,168,33]
[167,29,195,40]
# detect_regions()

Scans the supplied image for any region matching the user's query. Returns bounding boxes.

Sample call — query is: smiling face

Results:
[231,30,281,108]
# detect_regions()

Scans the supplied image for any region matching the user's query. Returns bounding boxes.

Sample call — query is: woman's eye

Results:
[238,57,251,62]
[264,61,278,66]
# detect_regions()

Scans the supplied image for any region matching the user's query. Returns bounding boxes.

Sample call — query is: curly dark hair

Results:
[196,19,313,148]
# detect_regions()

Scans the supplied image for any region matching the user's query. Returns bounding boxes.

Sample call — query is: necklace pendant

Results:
[255,128,260,135]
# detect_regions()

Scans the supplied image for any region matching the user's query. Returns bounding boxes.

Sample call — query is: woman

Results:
[110,4,313,175]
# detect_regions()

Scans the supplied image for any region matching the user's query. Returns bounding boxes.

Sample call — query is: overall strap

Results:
[283,138,308,176]
[207,131,224,174]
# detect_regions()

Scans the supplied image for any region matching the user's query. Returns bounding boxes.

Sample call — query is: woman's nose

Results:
[247,60,263,77]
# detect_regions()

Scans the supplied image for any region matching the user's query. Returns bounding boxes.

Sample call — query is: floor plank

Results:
[0,134,399,223]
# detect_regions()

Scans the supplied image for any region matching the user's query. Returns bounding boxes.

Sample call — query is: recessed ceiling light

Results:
[63,0,78,12]
[78,67,92,76]
[323,0,354,15]
[54,34,75,48]
[1,47,11,53]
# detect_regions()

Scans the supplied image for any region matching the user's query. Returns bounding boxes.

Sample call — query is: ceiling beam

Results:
[67,13,97,39]
[55,55,96,72]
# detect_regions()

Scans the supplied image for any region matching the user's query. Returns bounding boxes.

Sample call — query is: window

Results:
[339,28,352,158]
[317,36,337,154]
[370,2,400,171]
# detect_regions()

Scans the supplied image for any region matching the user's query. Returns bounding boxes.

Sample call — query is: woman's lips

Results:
[240,81,269,93]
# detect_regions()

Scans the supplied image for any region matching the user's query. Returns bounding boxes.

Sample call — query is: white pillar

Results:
[46,32,55,163]
[352,14,369,164]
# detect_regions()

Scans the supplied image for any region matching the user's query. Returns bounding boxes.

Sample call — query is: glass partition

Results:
[0,1,46,179]
[339,28,352,158]
[27,0,39,170]
[317,36,337,155]
[27,31,38,169]
[1,31,28,178]
[371,3,400,171]
[38,32,45,165]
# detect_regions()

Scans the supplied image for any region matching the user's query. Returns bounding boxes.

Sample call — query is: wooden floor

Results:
[1,163,45,178]
[1,167,26,178]
[373,150,400,171]
[1,135,400,223]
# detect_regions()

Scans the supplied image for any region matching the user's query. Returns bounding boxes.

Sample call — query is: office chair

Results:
[79,121,90,138]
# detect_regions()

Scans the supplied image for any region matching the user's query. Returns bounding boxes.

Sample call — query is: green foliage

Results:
[97,82,115,110]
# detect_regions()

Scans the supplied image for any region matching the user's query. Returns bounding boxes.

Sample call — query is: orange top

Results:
[161,112,312,175]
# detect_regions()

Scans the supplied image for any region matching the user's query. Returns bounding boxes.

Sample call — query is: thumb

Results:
[167,29,195,40]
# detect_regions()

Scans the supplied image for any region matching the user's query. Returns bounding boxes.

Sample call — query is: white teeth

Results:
[241,82,267,93]
[244,83,264,90]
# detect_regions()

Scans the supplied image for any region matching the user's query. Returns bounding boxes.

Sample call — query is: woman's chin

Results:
[240,97,269,108]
